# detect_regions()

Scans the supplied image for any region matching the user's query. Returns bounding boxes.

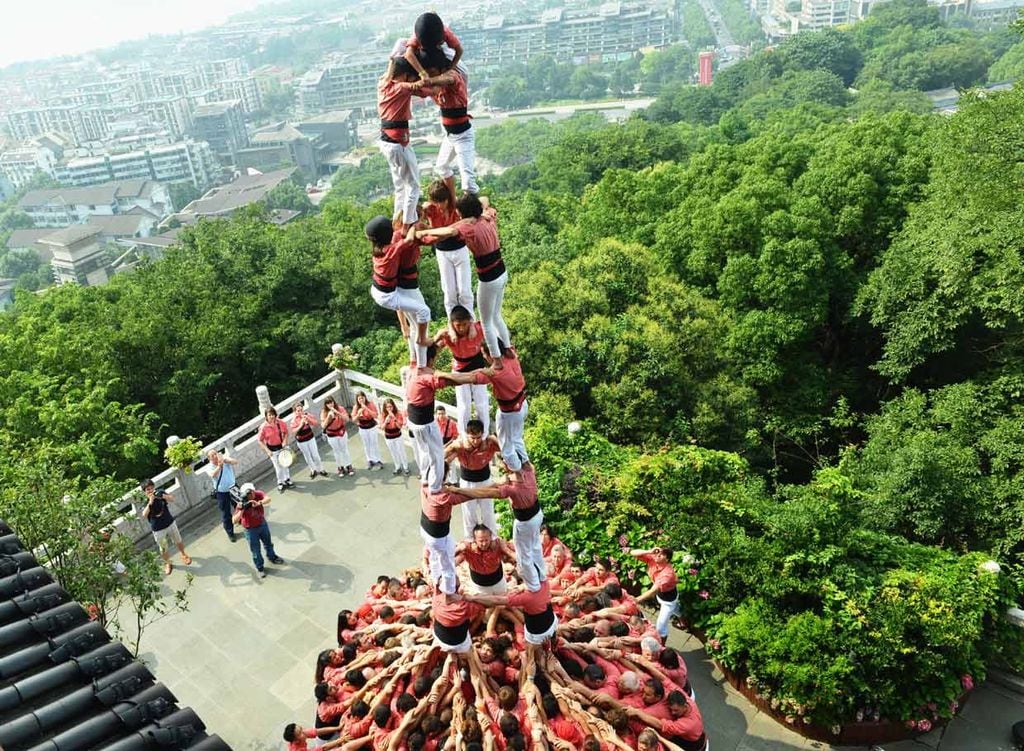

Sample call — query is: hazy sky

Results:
[0,0,268,68]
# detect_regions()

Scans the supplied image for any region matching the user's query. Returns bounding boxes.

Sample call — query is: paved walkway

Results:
[132,435,1024,751]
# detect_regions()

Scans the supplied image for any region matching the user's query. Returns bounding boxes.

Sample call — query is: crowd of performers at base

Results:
[284,528,708,751]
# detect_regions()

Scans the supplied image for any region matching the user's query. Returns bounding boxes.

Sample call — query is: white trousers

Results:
[512,506,545,592]
[269,449,291,484]
[420,527,457,595]
[524,613,559,646]
[379,139,420,224]
[436,246,474,316]
[477,272,511,358]
[655,595,680,639]
[459,478,497,539]
[296,438,323,473]
[454,383,490,435]
[385,435,409,471]
[435,126,477,194]
[326,433,352,468]
[470,577,508,597]
[369,285,431,366]
[358,427,382,465]
[410,421,445,492]
[495,400,529,472]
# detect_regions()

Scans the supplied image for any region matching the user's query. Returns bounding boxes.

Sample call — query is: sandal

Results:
[164,562,173,575]
[181,554,193,565]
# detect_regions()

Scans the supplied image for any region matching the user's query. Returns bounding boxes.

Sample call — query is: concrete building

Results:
[6,104,110,145]
[18,180,172,228]
[969,0,1024,25]
[192,100,249,164]
[0,278,14,311]
[294,110,359,153]
[296,56,386,115]
[166,167,297,224]
[457,2,677,70]
[0,134,67,190]
[139,96,194,138]
[55,140,220,190]
[236,123,326,179]
[39,224,110,286]
[213,76,264,113]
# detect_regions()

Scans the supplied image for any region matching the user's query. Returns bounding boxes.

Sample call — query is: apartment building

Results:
[192,100,249,164]
[54,141,220,190]
[18,180,172,228]
[296,56,386,115]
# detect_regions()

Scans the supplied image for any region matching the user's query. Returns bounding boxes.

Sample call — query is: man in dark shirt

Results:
[141,479,192,575]
[232,482,285,578]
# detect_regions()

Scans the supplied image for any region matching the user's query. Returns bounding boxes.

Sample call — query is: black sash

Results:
[512,503,540,522]
[408,403,435,425]
[433,618,469,646]
[453,351,486,371]
[524,604,555,635]
[296,425,314,442]
[357,418,377,429]
[381,119,409,128]
[497,389,526,412]
[668,733,707,751]
[436,236,464,251]
[470,565,503,587]
[385,427,402,439]
[372,280,397,293]
[460,464,490,482]
[420,512,450,538]
[657,587,679,603]
[265,443,282,451]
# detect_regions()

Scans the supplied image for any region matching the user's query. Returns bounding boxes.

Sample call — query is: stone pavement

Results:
[129,435,1024,751]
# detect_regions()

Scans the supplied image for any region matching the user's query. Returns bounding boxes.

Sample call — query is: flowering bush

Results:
[163,437,202,472]
[523,417,1024,729]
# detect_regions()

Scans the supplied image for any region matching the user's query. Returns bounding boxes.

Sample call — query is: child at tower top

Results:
[392,12,464,81]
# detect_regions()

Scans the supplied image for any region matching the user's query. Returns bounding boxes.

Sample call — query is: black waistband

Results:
[399,263,418,276]
[498,389,526,412]
[297,427,314,441]
[460,464,490,482]
[436,236,464,251]
[385,428,402,439]
[444,121,472,135]
[420,512,450,538]
[475,249,502,270]
[479,262,507,283]
[470,565,504,586]
[408,402,435,425]
[524,605,555,635]
[358,419,377,429]
[373,280,397,293]
[440,107,468,118]
[326,428,345,437]
[265,443,283,451]
[657,587,678,603]
[398,279,419,289]
[453,351,486,371]
[512,503,540,522]
[669,733,707,751]
[433,618,469,646]
[381,119,409,129]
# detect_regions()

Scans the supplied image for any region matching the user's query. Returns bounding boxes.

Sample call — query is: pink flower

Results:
[949,701,959,714]
[699,590,710,599]
[905,720,917,730]
[961,674,974,692]
[618,534,629,546]
[627,570,636,580]
[709,639,720,650]
[917,719,932,732]
[688,568,699,576]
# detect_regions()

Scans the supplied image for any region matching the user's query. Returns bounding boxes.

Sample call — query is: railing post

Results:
[331,343,355,408]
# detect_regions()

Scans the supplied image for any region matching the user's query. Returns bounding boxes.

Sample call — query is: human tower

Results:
[283,13,709,751]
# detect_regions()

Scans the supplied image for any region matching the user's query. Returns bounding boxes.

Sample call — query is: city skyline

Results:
[0,0,269,69]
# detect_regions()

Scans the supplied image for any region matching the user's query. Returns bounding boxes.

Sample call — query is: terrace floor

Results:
[133,434,1023,751]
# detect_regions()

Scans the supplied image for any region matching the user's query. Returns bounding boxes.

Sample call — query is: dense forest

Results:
[2,0,1024,729]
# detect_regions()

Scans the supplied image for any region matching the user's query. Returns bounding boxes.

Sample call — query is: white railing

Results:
[114,368,455,544]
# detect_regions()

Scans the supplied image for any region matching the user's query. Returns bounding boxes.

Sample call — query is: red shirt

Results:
[317,696,347,723]
[258,418,289,448]
[382,410,405,438]
[288,727,317,751]
[370,723,391,751]
[662,703,704,741]
[506,579,550,616]
[420,485,469,523]
[290,412,319,441]
[372,232,416,291]
[406,365,448,409]
[496,465,538,511]
[323,406,350,436]
[457,208,502,279]
[542,535,570,559]
[378,78,414,145]
[431,589,483,627]
[578,566,619,588]
[343,715,372,740]
[238,490,268,529]
[437,415,459,443]
[354,401,379,428]
[437,322,486,371]
[420,202,461,247]
[638,553,678,593]
[453,437,498,470]
[406,26,461,50]
[431,70,470,127]
[549,715,585,746]
[474,347,525,412]
[461,541,503,574]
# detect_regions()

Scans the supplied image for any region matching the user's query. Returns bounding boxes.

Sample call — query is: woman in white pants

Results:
[631,546,681,640]
[434,306,490,435]
[380,398,411,476]
[257,407,293,491]
[352,391,383,470]
[321,396,354,476]
[421,180,473,316]
[290,401,327,480]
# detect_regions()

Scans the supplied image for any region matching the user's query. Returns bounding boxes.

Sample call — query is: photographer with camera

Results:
[232,482,285,578]
[141,479,192,576]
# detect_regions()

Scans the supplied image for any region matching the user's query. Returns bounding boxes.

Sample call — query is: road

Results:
[697,0,737,48]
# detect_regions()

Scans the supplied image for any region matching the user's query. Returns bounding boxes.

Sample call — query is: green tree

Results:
[776,27,864,85]
[264,178,315,214]
[485,75,530,109]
